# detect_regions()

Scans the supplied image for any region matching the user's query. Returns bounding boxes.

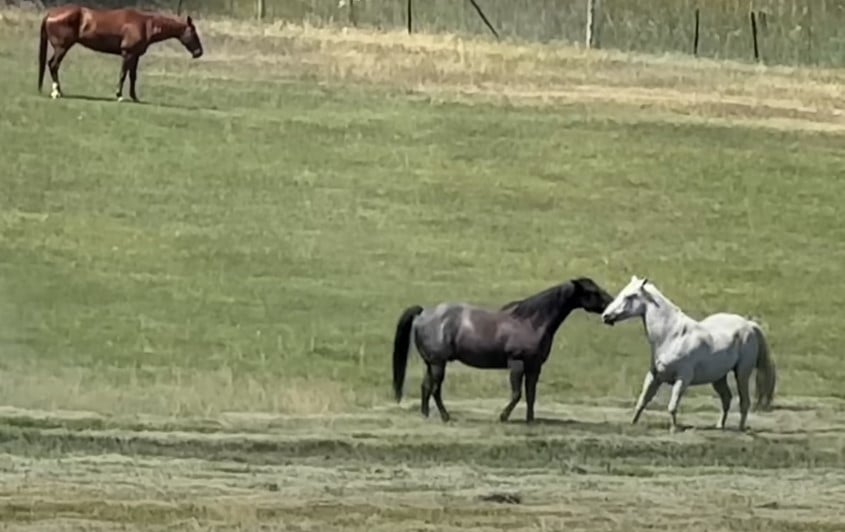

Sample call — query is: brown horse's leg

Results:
[429,362,450,422]
[47,46,71,99]
[128,56,140,102]
[499,359,524,422]
[116,53,135,101]
[524,365,542,423]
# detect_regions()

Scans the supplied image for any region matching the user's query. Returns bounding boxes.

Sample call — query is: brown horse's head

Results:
[179,16,204,58]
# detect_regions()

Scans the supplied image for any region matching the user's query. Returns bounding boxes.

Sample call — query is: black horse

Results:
[391,277,614,423]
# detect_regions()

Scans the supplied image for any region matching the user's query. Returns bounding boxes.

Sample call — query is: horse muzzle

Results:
[601,314,616,326]
[192,49,204,58]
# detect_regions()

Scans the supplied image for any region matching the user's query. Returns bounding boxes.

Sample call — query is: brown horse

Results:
[38,4,203,102]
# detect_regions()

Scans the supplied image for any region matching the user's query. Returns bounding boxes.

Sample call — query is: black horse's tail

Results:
[392,305,423,403]
[38,16,48,92]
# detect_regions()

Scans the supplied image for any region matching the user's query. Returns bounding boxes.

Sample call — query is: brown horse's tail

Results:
[38,16,48,92]
[752,323,776,411]
[392,305,423,403]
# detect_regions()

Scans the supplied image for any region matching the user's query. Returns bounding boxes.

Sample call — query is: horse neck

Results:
[538,301,577,339]
[641,286,691,350]
[149,16,186,44]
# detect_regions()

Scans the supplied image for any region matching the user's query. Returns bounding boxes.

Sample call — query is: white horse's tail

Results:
[751,323,776,411]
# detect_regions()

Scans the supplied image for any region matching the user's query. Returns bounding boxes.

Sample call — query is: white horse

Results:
[601,276,777,432]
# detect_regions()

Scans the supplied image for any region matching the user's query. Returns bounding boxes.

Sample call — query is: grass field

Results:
[2,7,845,530]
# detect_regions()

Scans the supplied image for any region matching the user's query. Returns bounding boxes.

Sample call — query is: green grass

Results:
[2,8,845,531]
[2,11,845,418]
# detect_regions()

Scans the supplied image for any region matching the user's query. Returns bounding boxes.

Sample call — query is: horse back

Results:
[46,4,154,52]
[697,312,758,351]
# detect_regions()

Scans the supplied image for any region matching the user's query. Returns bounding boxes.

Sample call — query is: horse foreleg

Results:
[712,376,732,429]
[116,53,134,101]
[667,376,689,433]
[632,370,660,425]
[523,365,541,423]
[128,56,140,102]
[48,46,70,99]
[430,362,450,422]
[499,359,524,422]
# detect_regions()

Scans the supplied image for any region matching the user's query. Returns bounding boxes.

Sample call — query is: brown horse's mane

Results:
[148,12,190,32]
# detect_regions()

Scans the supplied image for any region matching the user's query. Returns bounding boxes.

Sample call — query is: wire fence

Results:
[30,0,845,67]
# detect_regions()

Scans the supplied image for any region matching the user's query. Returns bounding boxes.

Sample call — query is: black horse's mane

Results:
[500,281,576,319]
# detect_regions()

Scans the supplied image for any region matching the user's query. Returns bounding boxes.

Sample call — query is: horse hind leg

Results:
[430,362,451,422]
[735,366,753,431]
[499,359,524,422]
[420,364,433,418]
[712,376,732,429]
[47,46,71,99]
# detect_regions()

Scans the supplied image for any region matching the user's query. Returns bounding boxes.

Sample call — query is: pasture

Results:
[2,6,845,530]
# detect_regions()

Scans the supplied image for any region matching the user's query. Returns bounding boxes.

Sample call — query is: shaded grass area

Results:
[0,402,843,531]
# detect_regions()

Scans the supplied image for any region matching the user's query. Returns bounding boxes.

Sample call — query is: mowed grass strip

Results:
[1,11,844,416]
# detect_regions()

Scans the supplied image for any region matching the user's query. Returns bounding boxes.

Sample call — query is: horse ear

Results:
[187,15,193,25]
[640,278,649,289]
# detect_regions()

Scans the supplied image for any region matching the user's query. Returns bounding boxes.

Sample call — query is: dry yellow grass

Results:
[1,399,844,531]
[4,6,843,134]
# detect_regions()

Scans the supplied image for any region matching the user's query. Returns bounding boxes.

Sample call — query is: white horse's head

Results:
[601,275,654,326]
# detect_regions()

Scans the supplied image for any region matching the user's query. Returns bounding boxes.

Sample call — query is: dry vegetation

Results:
[2,398,845,531]
[191,18,845,134]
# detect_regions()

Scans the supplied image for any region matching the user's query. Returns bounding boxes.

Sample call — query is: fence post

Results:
[348,0,357,27]
[749,11,760,62]
[176,0,184,16]
[257,0,265,20]
[407,0,413,34]
[586,0,601,49]
[468,0,500,40]
[692,8,700,56]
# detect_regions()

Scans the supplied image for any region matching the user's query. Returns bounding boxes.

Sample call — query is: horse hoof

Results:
[50,91,61,99]
[117,96,125,102]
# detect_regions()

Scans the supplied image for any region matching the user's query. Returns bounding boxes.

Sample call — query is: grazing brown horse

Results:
[38,4,203,102]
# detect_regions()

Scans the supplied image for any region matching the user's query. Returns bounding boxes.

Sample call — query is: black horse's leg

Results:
[128,55,140,102]
[430,362,450,422]
[524,364,542,423]
[420,364,433,418]
[499,358,524,422]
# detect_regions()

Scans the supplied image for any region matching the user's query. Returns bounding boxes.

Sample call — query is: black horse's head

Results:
[571,277,614,314]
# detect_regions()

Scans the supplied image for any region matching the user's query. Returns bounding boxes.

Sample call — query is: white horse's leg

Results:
[712,376,732,429]
[667,377,689,433]
[735,368,752,431]
[632,371,661,424]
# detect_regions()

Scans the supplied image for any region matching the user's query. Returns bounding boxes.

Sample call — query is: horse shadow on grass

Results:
[462,415,628,436]
[58,93,217,112]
